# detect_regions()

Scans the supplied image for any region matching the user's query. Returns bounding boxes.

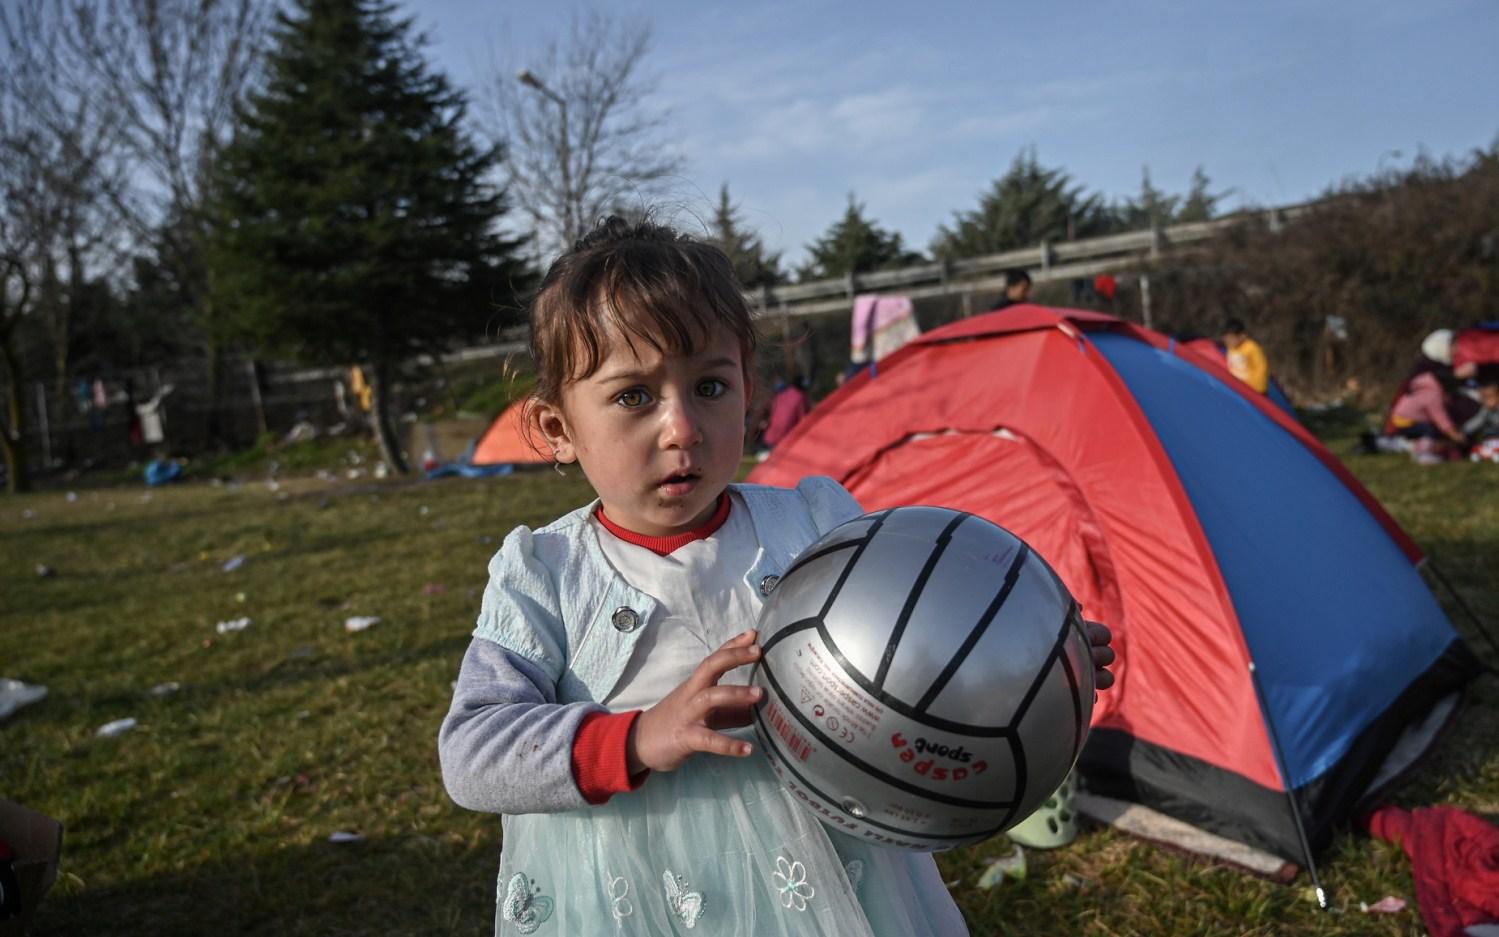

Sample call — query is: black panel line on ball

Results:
[750,708,996,843]
[995,735,1028,831]
[779,539,860,585]
[817,510,894,620]
[873,511,970,693]
[1008,599,1079,729]
[1058,606,1085,764]
[757,662,1014,810]
[814,620,1017,737]
[758,618,822,656]
[913,544,1031,712]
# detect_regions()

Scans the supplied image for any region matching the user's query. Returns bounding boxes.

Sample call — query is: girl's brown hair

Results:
[527,216,759,410]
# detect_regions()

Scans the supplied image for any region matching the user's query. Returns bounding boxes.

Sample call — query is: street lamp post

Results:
[517,69,574,245]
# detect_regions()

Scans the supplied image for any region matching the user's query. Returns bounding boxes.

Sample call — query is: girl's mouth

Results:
[658,471,699,497]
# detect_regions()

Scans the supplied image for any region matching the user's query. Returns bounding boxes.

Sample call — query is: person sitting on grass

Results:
[1387,358,1467,464]
[1460,379,1499,444]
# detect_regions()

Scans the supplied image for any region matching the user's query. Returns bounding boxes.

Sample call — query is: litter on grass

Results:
[148,681,181,697]
[35,564,55,578]
[328,831,364,844]
[976,845,1027,889]
[97,717,138,737]
[1362,896,1408,913]
[344,615,380,633]
[66,491,78,502]
[216,617,252,634]
[222,554,246,573]
[0,679,48,721]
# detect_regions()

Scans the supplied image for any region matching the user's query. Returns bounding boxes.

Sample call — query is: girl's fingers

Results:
[687,636,762,690]
[684,725,754,758]
[691,684,763,717]
[719,628,758,649]
[1091,644,1116,667]
[707,704,756,730]
[1084,619,1112,647]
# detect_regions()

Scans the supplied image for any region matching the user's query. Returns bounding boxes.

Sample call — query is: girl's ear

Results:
[530,399,577,465]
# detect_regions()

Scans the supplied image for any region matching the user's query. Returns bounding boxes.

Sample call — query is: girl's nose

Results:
[659,398,703,449]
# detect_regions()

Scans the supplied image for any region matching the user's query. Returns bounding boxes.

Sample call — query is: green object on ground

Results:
[1007,769,1078,849]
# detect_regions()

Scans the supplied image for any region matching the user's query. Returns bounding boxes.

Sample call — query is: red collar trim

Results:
[595,492,732,556]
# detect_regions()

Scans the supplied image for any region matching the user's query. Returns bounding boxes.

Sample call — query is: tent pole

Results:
[1426,561,1499,668]
[1247,661,1329,910]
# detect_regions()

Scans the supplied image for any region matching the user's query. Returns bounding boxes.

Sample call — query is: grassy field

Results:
[3,419,1496,936]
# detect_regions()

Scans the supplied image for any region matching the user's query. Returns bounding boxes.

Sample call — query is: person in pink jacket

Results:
[1390,371,1465,445]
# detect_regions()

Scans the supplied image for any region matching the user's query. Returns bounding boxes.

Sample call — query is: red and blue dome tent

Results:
[750,305,1482,883]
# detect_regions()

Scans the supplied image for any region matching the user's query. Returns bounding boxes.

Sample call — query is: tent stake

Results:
[1247,661,1330,910]
[1426,561,1499,669]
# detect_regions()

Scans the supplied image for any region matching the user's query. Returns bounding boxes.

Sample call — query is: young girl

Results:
[440,217,1114,936]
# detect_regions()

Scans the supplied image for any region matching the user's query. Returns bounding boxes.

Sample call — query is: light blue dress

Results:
[495,730,969,935]
[442,480,969,936]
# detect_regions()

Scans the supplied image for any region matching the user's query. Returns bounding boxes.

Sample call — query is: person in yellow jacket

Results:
[349,365,374,412]
[1222,318,1270,394]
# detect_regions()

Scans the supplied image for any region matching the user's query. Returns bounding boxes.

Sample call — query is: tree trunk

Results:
[1,333,32,494]
[369,355,409,474]
[202,337,224,449]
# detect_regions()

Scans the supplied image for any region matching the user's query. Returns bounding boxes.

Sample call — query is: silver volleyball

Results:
[750,506,1094,851]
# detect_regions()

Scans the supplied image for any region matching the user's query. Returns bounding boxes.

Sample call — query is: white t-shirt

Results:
[593,492,763,711]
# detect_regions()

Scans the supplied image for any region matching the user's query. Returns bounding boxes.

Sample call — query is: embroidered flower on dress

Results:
[500,872,554,933]
[663,869,705,929]
[773,855,815,911]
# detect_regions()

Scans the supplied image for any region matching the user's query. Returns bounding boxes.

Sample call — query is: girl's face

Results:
[537,324,749,537]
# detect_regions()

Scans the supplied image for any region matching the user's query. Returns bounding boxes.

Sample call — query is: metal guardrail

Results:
[744,200,1315,318]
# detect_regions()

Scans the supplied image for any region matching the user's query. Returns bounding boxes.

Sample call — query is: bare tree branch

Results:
[479,12,684,259]
[1,0,131,408]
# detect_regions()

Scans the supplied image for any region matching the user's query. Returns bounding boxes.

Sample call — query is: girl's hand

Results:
[1085,619,1116,691]
[627,629,765,774]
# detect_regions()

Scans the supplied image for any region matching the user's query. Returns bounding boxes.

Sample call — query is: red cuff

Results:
[572,710,649,804]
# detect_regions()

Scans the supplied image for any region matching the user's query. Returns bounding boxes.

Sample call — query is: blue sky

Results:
[419,0,1499,266]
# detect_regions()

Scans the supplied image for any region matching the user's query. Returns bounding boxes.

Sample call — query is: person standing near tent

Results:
[1222,318,1270,394]
[758,375,810,455]
[994,269,1031,310]
[438,217,1116,935]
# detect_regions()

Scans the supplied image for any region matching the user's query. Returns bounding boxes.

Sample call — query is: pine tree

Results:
[1118,166,1180,230]
[1176,167,1223,223]
[707,184,783,290]
[799,194,921,281]
[932,148,1113,260]
[207,0,528,472]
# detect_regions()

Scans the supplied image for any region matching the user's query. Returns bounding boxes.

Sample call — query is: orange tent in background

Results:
[472,400,547,467]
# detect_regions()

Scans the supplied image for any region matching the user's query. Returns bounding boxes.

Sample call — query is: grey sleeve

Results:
[438,637,606,815]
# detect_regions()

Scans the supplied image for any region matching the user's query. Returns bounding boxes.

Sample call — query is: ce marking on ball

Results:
[811,704,854,741]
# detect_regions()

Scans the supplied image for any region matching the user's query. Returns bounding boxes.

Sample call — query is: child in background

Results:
[1461,380,1499,443]
[1222,318,1270,394]
[758,375,810,456]
[439,217,1115,936]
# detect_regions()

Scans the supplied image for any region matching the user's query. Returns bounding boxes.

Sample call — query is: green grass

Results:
[2,424,1495,936]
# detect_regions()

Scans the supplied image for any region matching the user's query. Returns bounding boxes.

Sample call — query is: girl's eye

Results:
[697,378,728,399]
[615,389,651,409]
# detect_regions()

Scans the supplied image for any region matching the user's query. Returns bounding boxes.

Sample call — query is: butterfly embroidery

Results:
[501,872,554,934]
[663,869,705,929]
